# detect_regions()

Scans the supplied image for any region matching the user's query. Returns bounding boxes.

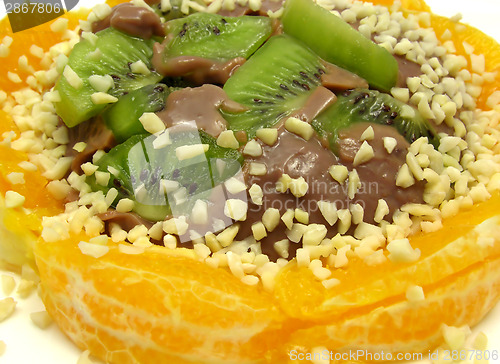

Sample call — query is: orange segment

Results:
[275,192,500,320]
[279,257,500,362]
[36,236,287,363]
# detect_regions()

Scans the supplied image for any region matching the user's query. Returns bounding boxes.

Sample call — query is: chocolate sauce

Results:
[92,3,165,39]
[152,41,246,85]
[155,84,247,137]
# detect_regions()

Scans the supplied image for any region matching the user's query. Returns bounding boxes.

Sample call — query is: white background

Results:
[0,0,499,363]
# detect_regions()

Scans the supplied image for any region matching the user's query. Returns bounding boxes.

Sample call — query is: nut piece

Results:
[248,162,267,176]
[0,297,16,322]
[274,239,290,259]
[395,163,415,188]
[353,141,374,166]
[284,117,314,141]
[256,128,278,145]
[139,112,165,134]
[242,139,263,156]
[217,224,240,247]
[360,126,374,141]
[386,238,421,263]
[216,130,239,149]
[405,285,425,302]
[374,199,389,223]
[262,208,280,232]
[248,184,263,205]
[329,165,349,184]
[191,199,208,225]
[383,137,398,153]
[175,144,209,161]
[281,209,294,230]
[317,200,338,226]
[303,224,327,246]
[251,222,267,241]
[224,199,248,221]
[224,177,247,194]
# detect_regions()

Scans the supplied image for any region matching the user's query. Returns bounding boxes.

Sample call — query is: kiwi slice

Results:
[102,83,170,143]
[159,12,272,63]
[87,129,243,221]
[222,34,324,137]
[312,89,439,151]
[281,0,398,91]
[55,27,162,128]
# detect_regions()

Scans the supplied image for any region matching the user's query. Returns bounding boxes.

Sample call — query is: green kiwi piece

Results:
[312,89,439,151]
[87,129,243,221]
[160,12,272,62]
[222,34,324,137]
[151,0,205,21]
[102,83,169,143]
[55,27,162,128]
[281,0,398,91]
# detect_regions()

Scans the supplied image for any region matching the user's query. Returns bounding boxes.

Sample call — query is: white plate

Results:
[0,1,499,363]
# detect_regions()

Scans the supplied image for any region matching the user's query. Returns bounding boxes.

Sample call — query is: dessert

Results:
[0,0,499,362]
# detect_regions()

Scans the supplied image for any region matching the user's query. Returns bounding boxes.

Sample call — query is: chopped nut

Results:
[216,224,239,247]
[262,208,280,232]
[322,278,341,289]
[406,285,425,302]
[78,241,109,258]
[63,65,83,89]
[374,199,389,223]
[30,311,53,329]
[442,324,470,351]
[281,209,294,230]
[256,128,278,145]
[224,177,247,195]
[224,199,248,221]
[130,60,151,75]
[296,248,310,267]
[284,117,314,140]
[216,130,239,149]
[360,126,375,141]
[175,143,210,161]
[395,163,415,188]
[353,141,374,166]
[303,224,327,246]
[248,184,263,205]
[317,200,338,226]
[274,239,290,259]
[294,208,309,224]
[162,216,189,236]
[0,297,16,322]
[329,165,349,184]
[286,223,307,243]
[191,199,208,225]
[383,137,397,153]
[386,238,420,263]
[251,222,267,241]
[289,176,308,197]
[90,92,118,105]
[248,162,267,175]
[242,139,263,156]
[276,173,292,193]
[139,112,165,134]
[337,209,352,234]
[347,170,361,199]
[1,275,16,296]
[163,234,177,249]
[88,74,114,93]
[4,190,25,208]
